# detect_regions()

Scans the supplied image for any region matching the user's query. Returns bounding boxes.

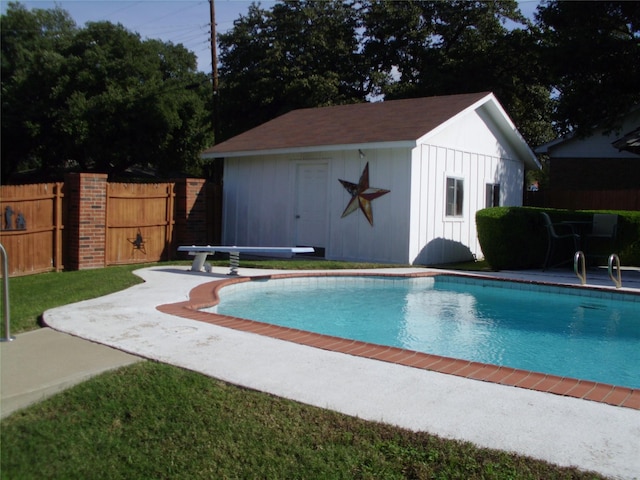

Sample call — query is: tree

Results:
[361,0,555,147]
[216,0,557,147]
[536,1,640,136]
[363,1,521,92]
[217,0,368,140]
[56,21,213,177]
[1,2,77,180]
[1,3,213,182]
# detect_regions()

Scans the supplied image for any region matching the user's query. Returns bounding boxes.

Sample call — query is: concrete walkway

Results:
[1,328,142,419]
[2,265,639,479]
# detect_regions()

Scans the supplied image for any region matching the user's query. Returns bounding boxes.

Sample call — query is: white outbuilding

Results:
[202,91,540,265]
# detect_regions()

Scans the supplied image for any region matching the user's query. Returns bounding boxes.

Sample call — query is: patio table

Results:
[560,220,592,247]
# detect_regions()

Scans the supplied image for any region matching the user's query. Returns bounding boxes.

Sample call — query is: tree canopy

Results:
[217,0,638,147]
[3,0,639,184]
[216,0,556,147]
[1,2,213,183]
[217,0,368,140]
[361,0,555,147]
[536,0,640,136]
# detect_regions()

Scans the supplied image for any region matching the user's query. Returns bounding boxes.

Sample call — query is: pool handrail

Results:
[574,250,586,286]
[608,253,622,289]
[1,243,14,342]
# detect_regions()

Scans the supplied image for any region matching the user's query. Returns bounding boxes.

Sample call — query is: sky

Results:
[1,0,540,73]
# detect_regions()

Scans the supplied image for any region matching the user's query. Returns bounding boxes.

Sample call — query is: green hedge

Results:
[476,207,640,270]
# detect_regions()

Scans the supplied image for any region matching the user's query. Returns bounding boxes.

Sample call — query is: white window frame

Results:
[445,176,464,218]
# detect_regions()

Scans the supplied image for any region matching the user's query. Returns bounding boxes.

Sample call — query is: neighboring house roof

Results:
[612,126,640,155]
[536,108,640,157]
[534,135,569,155]
[203,91,540,169]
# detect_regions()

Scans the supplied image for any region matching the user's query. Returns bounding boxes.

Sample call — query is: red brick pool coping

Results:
[157,271,640,410]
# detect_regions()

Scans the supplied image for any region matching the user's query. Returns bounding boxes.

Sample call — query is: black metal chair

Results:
[541,212,580,270]
[585,214,618,263]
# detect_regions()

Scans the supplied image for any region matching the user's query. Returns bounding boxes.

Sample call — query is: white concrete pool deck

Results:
[13,266,640,479]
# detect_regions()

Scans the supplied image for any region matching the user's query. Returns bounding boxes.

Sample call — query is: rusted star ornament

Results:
[128,229,147,254]
[338,162,390,226]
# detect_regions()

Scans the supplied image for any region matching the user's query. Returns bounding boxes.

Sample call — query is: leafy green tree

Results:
[535,0,640,136]
[1,3,213,182]
[476,26,556,148]
[217,0,556,148]
[1,2,77,180]
[56,21,213,177]
[363,1,521,92]
[361,0,555,147]
[217,0,368,140]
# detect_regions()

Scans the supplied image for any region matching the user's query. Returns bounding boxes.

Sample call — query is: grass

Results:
[434,259,492,271]
[1,362,602,479]
[7,263,154,333]
[211,256,413,271]
[1,260,603,479]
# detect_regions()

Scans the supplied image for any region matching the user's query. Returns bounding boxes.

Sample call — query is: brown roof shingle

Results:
[204,92,491,155]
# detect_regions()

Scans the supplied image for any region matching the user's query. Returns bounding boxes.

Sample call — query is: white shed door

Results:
[295,163,328,248]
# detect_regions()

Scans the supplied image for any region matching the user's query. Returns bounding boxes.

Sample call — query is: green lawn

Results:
[7,263,151,333]
[1,260,602,479]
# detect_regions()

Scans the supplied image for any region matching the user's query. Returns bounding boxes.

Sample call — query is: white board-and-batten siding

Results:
[408,145,523,265]
[221,103,527,265]
[409,108,526,264]
[222,149,413,264]
[329,148,411,263]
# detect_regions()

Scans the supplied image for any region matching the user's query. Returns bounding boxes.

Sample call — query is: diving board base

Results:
[177,246,315,275]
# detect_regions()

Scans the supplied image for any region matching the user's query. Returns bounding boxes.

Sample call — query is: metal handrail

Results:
[0,243,15,342]
[573,251,586,286]
[608,253,622,289]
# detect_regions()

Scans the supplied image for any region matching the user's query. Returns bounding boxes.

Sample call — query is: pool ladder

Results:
[573,250,622,288]
[608,253,622,289]
[574,251,587,285]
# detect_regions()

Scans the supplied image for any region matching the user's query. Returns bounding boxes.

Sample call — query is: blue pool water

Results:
[210,276,640,389]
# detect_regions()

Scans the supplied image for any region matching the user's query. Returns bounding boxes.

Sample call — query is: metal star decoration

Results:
[128,228,147,254]
[338,162,390,226]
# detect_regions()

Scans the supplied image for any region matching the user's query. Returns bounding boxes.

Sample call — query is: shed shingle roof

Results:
[203,91,491,155]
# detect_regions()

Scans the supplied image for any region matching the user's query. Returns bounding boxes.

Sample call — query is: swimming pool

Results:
[207,275,640,389]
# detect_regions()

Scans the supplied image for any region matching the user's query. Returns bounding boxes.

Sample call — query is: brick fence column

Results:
[65,173,107,270]
[174,178,210,252]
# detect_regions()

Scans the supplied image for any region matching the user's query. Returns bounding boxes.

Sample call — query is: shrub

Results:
[616,211,640,265]
[476,207,640,270]
[476,207,545,270]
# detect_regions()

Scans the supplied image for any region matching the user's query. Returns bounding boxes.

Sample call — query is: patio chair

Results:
[541,212,580,270]
[584,214,618,262]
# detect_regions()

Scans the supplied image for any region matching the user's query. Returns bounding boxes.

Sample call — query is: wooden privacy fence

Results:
[1,174,218,276]
[0,183,64,275]
[106,183,175,265]
[524,189,640,211]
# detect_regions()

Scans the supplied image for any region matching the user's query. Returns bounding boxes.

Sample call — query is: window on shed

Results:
[446,177,464,217]
[485,183,500,208]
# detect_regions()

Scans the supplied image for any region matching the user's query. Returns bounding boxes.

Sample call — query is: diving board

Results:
[177,245,315,275]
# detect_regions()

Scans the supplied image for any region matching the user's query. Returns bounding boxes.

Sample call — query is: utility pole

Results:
[209,0,220,145]
[209,0,223,187]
